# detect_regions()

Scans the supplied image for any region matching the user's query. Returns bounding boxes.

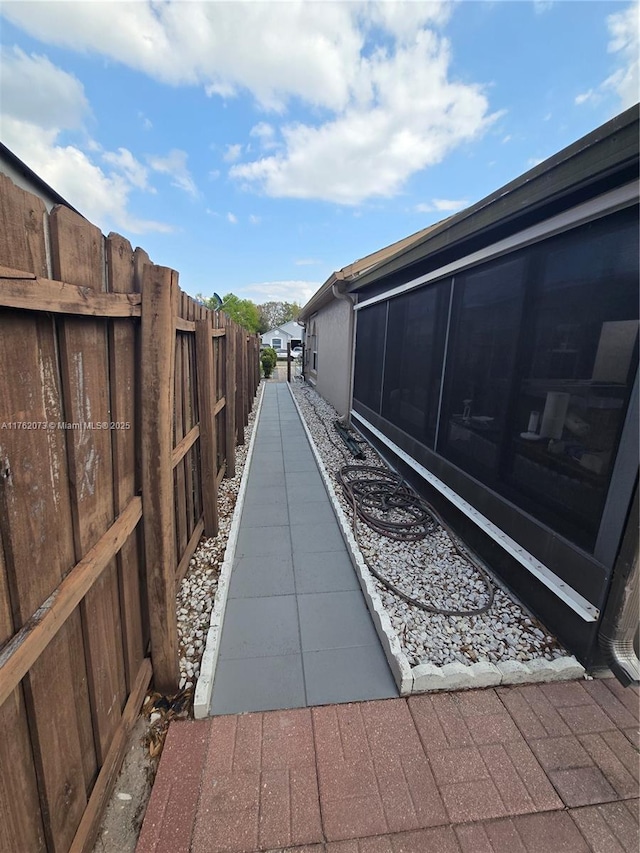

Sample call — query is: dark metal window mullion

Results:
[378,300,390,415]
[434,277,455,451]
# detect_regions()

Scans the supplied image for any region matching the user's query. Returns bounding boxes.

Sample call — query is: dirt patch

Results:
[91,718,155,853]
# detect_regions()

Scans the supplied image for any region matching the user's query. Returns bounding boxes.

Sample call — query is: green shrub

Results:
[261,346,277,378]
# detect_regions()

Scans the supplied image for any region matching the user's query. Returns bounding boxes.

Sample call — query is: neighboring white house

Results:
[260,320,304,356]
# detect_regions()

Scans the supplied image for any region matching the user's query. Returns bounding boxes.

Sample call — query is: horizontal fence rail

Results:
[0,173,260,852]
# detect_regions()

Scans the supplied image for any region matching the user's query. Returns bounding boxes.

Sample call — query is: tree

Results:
[197,292,261,333]
[257,301,302,333]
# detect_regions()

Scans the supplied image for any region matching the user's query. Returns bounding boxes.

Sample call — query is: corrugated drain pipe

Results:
[598,484,640,686]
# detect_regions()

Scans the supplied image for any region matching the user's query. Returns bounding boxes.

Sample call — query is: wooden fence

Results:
[0,175,259,853]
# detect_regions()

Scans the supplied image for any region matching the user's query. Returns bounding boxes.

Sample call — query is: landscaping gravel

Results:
[291,381,568,669]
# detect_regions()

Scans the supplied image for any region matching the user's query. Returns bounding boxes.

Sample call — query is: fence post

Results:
[196,316,219,536]
[224,316,237,479]
[140,264,179,694]
[235,326,245,446]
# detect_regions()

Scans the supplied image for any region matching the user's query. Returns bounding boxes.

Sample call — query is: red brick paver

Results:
[136,680,639,853]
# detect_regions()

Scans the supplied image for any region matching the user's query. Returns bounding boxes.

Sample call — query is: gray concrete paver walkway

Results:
[209,382,397,716]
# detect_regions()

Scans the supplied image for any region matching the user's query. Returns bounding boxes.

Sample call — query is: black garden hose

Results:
[337,464,495,617]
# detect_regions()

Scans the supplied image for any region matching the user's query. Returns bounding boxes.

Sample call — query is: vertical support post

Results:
[287,340,291,383]
[235,326,245,446]
[196,318,219,536]
[140,264,179,694]
[224,319,237,479]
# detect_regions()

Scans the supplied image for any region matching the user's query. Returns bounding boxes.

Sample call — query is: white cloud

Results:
[1,117,172,234]
[0,45,89,130]
[138,111,153,130]
[147,149,198,197]
[2,1,365,112]
[295,258,321,266]
[103,147,153,191]
[575,89,596,106]
[533,1,554,15]
[240,280,320,305]
[603,1,639,109]
[0,47,170,234]
[3,1,496,205]
[250,122,278,150]
[527,156,546,168]
[575,1,639,111]
[502,134,512,143]
[249,214,261,225]
[231,31,497,205]
[223,143,243,163]
[227,212,238,224]
[415,198,469,214]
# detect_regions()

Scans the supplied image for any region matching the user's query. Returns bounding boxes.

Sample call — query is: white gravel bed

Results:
[175,385,261,693]
[291,382,569,671]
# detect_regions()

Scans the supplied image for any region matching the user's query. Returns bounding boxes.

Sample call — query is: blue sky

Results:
[1,1,637,306]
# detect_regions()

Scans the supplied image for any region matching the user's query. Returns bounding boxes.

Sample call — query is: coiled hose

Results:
[295,386,495,617]
[337,464,495,617]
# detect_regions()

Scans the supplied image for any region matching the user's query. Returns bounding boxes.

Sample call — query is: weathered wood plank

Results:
[68,658,152,853]
[0,273,142,316]
[172,424,200,469]
[224,314,237,479]
[0,538,47,853]
[0,308,91,851]
[175,316,195,332]
[140,264,179,693]
[235,326,245,446]
[174,293,188,562]
[213,395,226,417]
[106,234,145,693]
[52,206,127,771]
[176,516,205,584]
[0,497,142,708]
[195,318,219,537]
[0,175,48,277]
[182,298,202,534]
[212,327,226,337]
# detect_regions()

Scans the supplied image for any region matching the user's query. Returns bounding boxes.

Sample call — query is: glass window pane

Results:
[381,281,449,447]
[439,256,526,478]
[504,208,639,550]
[353,302,387,413]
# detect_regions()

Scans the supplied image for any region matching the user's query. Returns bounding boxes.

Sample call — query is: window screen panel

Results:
[353,302,387,414]
[381,281,449,447]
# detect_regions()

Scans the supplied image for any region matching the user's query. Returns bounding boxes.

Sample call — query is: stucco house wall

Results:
[306,296,353,418]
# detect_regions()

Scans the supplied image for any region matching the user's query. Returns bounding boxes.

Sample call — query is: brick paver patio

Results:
[137,678,639,853]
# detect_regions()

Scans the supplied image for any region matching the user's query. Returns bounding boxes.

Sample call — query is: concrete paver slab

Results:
[210,655,307,715]
[293,551,360,594]
[229,555,296,599]
[241,502,290,528]
[218,596,301,659]
[303,646,399,705]
[291,521,347,554]
[288,500,337,527]
[235,525,292,558]
[298,590,382,651]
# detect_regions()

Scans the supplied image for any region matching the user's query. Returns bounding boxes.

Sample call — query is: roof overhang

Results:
[348,104,639,295]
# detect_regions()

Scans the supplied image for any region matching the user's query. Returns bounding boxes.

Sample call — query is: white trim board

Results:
[351,410,600,623]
